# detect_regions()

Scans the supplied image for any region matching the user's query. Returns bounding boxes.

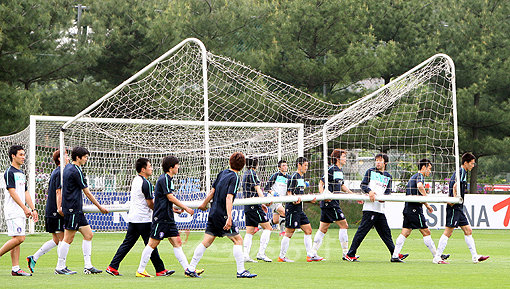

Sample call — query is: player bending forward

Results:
[433,153,489,264]
[185,152,257,278]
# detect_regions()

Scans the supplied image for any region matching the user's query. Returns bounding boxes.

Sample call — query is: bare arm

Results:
[341,184,354,194]
[145,199,154,210]
[198,188,215,211]
[83,187,109,214]
[24,190,38,222]
[417,182,433,212]
[166,193,193,215]
[56,188,64,216]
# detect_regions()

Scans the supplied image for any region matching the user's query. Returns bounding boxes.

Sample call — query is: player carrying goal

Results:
[264,160,289,236]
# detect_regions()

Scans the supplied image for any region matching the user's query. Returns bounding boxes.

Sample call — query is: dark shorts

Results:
[445,206,469,228]
[285,210,310,229]
[402,213,428,229]
[320,207,346,223]
[45,216,65,233]
[64,212,89,231]
[205,215,239,237]
[151,222,179,240]
[244,207,269,227]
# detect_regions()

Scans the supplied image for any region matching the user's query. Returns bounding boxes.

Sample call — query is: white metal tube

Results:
[28,116,36,234]
[322,125,329,194]
[199,40,212,195]
[277,128,282,161]
[297,124,304,157]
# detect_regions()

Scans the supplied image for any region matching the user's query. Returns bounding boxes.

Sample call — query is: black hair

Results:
[71,146,90,161]
[8,145,24,162]
[136,158,150,173]
[418,158,432,170]
[162,156,179,173]
[331,149,346,165]
[461,152,476,165]
[246,156,259,169]
[278,160,287,167]
[375,153,389,164]
[296,156,308,167]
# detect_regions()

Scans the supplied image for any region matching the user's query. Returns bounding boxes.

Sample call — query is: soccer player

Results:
[185,152,257,278]
[27,150,68,273]
[55,146,109,275]
[344,153,408,262]
[433,152,489,264]
[0,145,38,276]
[312,149,354,260]
[264,160,289,236]
[135,156,195,278]
[391,158,449,263]
[278,157,322,263]
[106,158,173,276]
[242,156,272,263]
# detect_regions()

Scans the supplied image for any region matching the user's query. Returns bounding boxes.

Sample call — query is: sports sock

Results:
[188,243,206,272]
[258,229,271,256]
[12,265,20,272]
[312,230,325,255]
[137,245,154,273]
[435,234,449,258]
[339,229,349,255]
[304,234,313,257]
[173,246,189,270]
[464,235,478,258]
[56,241,70,270]
[392,234,406,258]
[243,233,253,258]
[279,236,290,259]
[279,217,285,232]
[423,235,437,256]
[33,239,57,261]
[233,245,245,274]
[82,240,93,268]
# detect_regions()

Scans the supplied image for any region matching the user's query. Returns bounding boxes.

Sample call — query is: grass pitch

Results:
[0,229,508,288]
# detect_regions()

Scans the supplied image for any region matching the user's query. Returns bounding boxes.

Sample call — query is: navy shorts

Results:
[45,216,64,233]
[64,212,89,231]
[320,207,346,223]
[445,206,469,228]
[244,206,269,227]
[402,213,428,229]
[151,222,179,240]
[285,210,310,229]
[205,215,239,237]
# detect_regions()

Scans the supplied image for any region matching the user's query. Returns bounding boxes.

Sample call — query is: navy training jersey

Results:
[449,167,467,210]
[62,163,88,214]
[264,171,289,197]
[209,169,240,220]
[45,167,62,218]
[152,173,175,223]
[243,169,261,212]
[320,165,344,208]
[403,172,425,214]
[286,172,306,212]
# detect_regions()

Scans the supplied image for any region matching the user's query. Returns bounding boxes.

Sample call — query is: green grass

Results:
[1,229,508,288]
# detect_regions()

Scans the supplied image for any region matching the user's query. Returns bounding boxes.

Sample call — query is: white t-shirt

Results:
[3,166,28,220]
[127,175,154,223]
[362,170,391,214]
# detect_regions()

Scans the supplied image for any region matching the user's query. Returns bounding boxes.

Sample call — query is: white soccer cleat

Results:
[256,254,272,262]
[244,257,258,263]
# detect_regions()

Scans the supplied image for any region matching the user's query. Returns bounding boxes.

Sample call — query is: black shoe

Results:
[184,269,201,278]
[84,267,102,274]
[441,254,450,260]
[391,257,405,263]
[237,270,257,278]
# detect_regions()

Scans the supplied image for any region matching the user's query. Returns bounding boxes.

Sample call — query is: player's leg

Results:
[312,221,330,257]
[243,226,257,262]
[137,237,161,276]
[169,234,189,272]
[373,213,396,258]
[56,229,77,273]
[276,205,286,234]
[0,236,24,257]
[28,232,62,273]
[346,211,375,260]
[336,214,349,257]
[434,226,454,263]
[279,227,295,262]
[460,224,489,263]
[302,223,322,261]
[256,221,272,262]
[229,234,257,278]
[392,228,411,261]
[10,239,29,275]
[138,222,166,274]
[107,222,140,275]
[79,224,101,273]
[418,228,438,257]
[187,233,215,276]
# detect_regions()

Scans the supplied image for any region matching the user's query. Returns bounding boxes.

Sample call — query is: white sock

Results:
[258,230,271,256]
[304,234,313,257]
[57,241,70,270]
[392,234,406,258]
[33,239,57,261]
[339,229,349,255]
[173,247,189,270]
[280,236,290,259]
[243,233,253,258]
[82,240,93,268]
[423,235,437,257]
[137,245,154,273]
[188,243,206,272]
[435,234,449,258]
[464,235,478,258]
[12,265,20,272]
[312,231,325,255]
[233,245,245,274]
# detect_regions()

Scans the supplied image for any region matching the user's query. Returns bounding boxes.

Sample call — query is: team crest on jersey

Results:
[340,213,345,218]
[159,232,165,239]
[234,227,239,233]
[17,227,22,233]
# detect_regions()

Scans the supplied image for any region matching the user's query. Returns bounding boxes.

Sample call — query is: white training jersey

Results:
[3,166,28,220]
[127,175,154,223]
[362,170,391,214]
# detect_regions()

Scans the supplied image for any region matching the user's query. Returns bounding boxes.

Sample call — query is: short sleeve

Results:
[55,170,62,190]
[212,172,221,190]
[163,175,174,195]
[75,167,88,189]
[5,170,15,189]
[142,179,154,200]
[227,174,240,196]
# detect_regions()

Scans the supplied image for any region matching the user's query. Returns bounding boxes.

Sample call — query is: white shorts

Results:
[269,203,284,214]
[7,217,26,236]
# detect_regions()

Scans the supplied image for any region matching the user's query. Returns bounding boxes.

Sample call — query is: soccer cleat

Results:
[279,232,285,237]
[390,257,405,263]
[83,267,102,274]
[136,270,153,278]
[432,256,449,264]
[256,254,272,262]
[441,254,450,260]
[184,268,201,278]
[473,255,490,264]
[195,268,205,275]
[244,257,258,263]
[12,269,32,276]
[55,268,77,275]
[342,255,359,261]
[306,255,325,262]
[277,257,294,263]
[399,253,409,260]
[26,255,36,273]
[237,270,257,278]
[156,269,175,276]
[106,266,122,276]
[344,255,359,262]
